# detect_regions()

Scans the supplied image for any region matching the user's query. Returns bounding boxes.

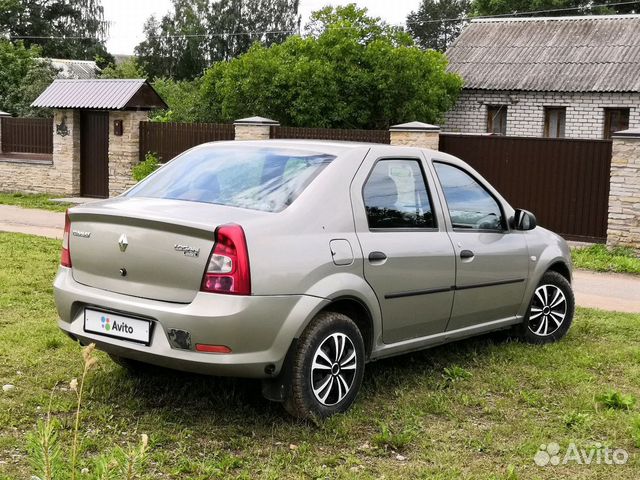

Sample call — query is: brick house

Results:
[444,15,640,139]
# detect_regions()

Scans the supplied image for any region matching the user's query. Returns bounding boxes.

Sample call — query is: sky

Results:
[102,0,422,55]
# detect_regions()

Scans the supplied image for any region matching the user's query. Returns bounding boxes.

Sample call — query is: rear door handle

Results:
[368,251,387,262]
[460,249,475,259]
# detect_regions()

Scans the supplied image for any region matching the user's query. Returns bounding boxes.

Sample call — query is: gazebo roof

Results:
[31,79,167,110]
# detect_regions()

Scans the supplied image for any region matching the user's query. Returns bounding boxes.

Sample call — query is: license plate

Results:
[84,309,151,345]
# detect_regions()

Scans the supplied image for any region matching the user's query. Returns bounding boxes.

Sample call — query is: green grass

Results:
[0,193,70,212]
[572,244,640,275]
[1,232,640,479]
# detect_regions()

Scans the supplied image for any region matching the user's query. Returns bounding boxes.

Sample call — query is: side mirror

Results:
[512,209,537,231]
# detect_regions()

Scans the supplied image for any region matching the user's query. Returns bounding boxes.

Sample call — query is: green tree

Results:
[199,5,462,129]
[100,57,146,79]
[0,0,111,63]
[407,0,471,52]
[0,40,57,116]
[135,0,300,80]
[471,0,637,16]
[150,77,205,122]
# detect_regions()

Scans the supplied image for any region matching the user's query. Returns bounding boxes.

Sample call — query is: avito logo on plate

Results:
[100,316,111,332]
[101,315,134,334]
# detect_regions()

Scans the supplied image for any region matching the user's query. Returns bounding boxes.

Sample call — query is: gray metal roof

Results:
[446,14,640,92]
[31,79,168,110]
[46,58,100,79]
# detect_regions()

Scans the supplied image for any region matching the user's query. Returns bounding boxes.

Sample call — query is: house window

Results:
[487,105,507,135]
[604,108,630,139]
[544,107,566,138]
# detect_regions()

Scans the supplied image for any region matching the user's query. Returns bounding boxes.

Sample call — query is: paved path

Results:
[572,270,640,314]
[1,204,639,313]
[0,204,64,239]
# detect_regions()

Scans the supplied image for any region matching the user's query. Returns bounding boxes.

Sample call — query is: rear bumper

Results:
[54,267,328,378]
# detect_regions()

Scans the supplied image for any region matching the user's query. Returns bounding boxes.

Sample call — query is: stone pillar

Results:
[389,121,440,150]
[53,109,81,195]
[234,116,279,141]
[108,110,149,196]
[607,128,640,251]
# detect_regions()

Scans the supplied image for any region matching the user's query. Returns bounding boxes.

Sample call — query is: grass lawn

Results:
[1,232,640,479]
[0,193,70,212]
[572,244,640,275]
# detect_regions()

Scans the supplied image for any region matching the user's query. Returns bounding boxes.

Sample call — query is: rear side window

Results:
[127,146,335,212]
[433,162,504,231]
[363,159,436,229]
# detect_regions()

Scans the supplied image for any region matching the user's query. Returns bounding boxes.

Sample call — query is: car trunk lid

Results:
[67,197,264,303]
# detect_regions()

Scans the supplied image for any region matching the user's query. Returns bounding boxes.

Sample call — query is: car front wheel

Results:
[517,271,575,344]
[284,311,365,420]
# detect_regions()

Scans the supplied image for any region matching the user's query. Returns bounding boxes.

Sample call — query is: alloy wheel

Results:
[310,333,357,406]
[528,284,567,336]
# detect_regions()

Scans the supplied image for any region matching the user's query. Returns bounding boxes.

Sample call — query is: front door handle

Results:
[460,249,475,259]
[368,251,387,262]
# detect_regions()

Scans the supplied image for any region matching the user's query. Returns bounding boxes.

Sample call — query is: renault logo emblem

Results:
[118,234,128,252]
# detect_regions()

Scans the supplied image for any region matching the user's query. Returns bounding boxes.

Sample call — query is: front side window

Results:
[363,159,435,229]
[487,105,507,135]
[127,146,335,212]
[434,162,504,231]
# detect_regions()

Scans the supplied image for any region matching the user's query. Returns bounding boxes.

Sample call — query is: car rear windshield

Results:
[127,146,336,212]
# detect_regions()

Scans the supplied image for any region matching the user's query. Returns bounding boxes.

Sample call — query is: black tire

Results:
[516,271,575,344]
[284,311,365,420]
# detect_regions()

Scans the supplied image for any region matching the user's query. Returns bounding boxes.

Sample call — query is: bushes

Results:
[143,6,463,129]
[199,6,462,129]
[132,153,160,182]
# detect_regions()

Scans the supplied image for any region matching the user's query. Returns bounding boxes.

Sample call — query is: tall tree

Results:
[471,0,637,16]
[407,0,471,52]
[0,40,57,116]
[199,5,462,129]
[0,0,111,63]
[136,0,300,81]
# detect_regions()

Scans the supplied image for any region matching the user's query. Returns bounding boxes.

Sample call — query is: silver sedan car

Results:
[54,140,575,419]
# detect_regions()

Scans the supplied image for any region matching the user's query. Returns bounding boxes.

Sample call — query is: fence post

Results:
[234,116,279,141]
[108,110,150,196]
[0,110,10,154]
[389,121,440,150]
[52,109,82,195]
[607,128,640,251]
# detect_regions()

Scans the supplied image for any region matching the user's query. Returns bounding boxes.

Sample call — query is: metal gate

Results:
[439,134,612,243]
[80,111,109,198]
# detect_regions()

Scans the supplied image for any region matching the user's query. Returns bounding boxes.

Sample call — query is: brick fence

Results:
[608,129,640,250]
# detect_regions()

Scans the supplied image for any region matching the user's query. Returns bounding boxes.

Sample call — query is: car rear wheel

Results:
[517,271,575,344]
[284,311,365,420]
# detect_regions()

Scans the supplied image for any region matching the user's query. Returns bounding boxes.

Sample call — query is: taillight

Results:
[61,210,72,267]
[201,224,251,295]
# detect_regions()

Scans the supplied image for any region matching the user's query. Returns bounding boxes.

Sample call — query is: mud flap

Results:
[261,339,297,402]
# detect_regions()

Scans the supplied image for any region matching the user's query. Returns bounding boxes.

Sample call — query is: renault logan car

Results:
[54,140,574,419]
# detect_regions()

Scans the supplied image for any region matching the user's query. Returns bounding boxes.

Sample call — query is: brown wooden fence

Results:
[439,134,612,243]
[139,121,235,162]
[0,117,53,154]
[271,126,390,144]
